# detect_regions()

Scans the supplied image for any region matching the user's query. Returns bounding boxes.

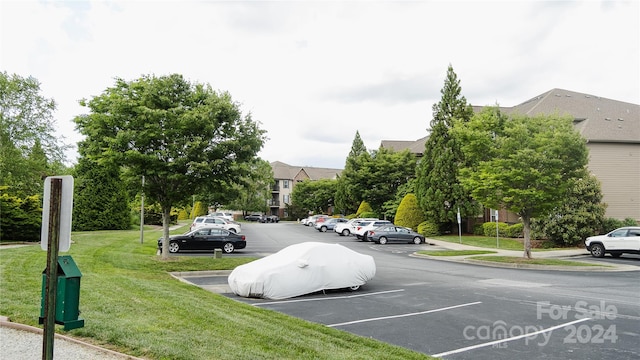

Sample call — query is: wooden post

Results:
[42,178,62,360]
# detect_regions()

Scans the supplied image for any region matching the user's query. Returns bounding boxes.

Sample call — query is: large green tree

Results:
[291,178,338,215]
[415,65,477,232]
[455,111,589,258]
[74,74,266,258]
[335,131,367,215]
[226,158,273,215]
[359,148,416,216]
[72,142,130,231]
[0,72,67,196]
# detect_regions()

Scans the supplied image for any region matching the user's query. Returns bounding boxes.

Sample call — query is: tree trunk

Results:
[522,215,532,259]
[161,206,171,260]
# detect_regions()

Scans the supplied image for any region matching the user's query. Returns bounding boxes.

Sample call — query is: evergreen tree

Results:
[415,64,477,232]
[355,201,373,217]
[359,148,416,216]
[72,147,130,231]
[394,193,425,231]
[335,131,368,215]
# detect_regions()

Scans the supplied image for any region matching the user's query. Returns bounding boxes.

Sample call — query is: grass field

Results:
[0,224,433,360]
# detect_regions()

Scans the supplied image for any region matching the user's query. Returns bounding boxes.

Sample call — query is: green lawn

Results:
[0,225,433,360]
[467,256,605,267]
[418,250,498,256]
[428,235,565,251]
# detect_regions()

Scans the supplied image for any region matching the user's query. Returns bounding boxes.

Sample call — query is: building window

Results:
[283,195,290,204]
[283,180,289,189]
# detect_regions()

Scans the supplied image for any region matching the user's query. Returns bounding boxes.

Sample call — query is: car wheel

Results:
[169,242,180,253]
[341,229,350,236]
[611,252,622,258]
[590,243,605,258]
[378,236,387,245]
[320,226,327,232]
[413,236,422,245]
[223,242,235,253]
[349,285,360,291]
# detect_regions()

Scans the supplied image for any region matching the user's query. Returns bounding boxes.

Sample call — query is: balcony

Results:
[271,185,280,192]
[268,199,280,207]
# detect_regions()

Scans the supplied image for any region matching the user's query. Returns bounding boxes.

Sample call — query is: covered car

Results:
[228,242,376,300]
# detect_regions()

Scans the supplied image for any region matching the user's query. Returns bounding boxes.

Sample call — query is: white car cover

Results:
[228,242,376,300]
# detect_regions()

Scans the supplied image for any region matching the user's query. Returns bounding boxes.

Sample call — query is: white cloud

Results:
[2,0,638,169]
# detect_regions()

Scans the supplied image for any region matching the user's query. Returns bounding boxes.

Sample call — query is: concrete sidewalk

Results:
[417,238,639,272]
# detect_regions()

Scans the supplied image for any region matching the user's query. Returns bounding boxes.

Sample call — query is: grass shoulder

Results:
[466,255,607,267]
[418,250,498,256]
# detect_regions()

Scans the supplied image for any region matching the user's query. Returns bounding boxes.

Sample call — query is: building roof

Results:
[270,161,342,181]
[387,88,639,152]
[503,88,639,143]
[380,136,429,155]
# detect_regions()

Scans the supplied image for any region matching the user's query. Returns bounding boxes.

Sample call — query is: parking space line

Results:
[254,289,405,306]
[432,317,591,358]
[327,301,483,327]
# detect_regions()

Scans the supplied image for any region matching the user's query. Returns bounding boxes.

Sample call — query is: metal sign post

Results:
[457,207,462,244]
[495,210,500,248]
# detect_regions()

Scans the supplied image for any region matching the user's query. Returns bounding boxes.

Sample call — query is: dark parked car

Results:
[158,227,246,254]
[244,213,264,222]
[264,215,280,223]
[366,225,425,245]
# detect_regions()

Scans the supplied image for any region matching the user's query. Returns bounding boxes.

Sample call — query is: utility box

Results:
[39,255,85,330]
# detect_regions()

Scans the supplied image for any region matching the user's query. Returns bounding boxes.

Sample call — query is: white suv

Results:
[353,220,392,241]
[190,216,241,233]
[585,226,640,258]
[334,218,378,236]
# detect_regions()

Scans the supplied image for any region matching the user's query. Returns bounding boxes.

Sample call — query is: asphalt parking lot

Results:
[179,223,640,360]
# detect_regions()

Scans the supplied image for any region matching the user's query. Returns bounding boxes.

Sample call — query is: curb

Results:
[410,253,639,272]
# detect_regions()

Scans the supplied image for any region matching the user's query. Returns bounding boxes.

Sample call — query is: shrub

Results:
[0,192,42,242]
[418,221,439,237]
[394,194,424,231]
[360,211,378,219]
[190,201,208,218]
[355,201,372,217]
[506,223,523,238]
[177,209,190,220]
[482,222,510,237]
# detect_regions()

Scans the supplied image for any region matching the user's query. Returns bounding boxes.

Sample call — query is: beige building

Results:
[269,161,342,218]
[382,88,640,222]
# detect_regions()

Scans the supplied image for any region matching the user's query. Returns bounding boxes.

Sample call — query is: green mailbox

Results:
[39,255,85,330]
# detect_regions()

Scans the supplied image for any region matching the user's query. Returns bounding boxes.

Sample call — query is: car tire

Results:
[413,237,422,245]
[169,242,180,253]
[349,285,360,291]
[223,242,235,254]
[611,252,622,258]
[378,236,387,245]
[320,226,327,232]
[341,229,350,236]
[590,243,605,258]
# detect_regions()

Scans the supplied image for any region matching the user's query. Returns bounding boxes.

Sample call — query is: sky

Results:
[2,0,639,170]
